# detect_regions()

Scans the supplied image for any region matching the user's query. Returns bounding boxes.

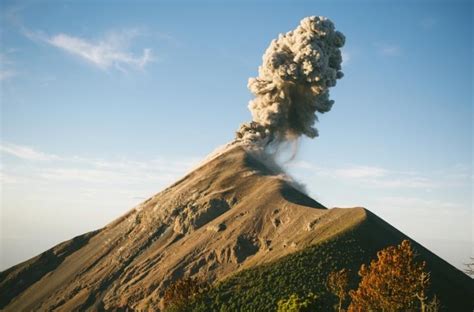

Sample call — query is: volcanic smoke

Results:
[236,16,345,146]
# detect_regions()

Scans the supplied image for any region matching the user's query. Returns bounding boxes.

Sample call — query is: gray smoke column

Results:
[236,16,345,145]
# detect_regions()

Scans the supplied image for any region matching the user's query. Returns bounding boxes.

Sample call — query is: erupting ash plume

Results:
[236,16,345,145]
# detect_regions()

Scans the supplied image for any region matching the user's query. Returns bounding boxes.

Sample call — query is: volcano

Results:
[0,144,472,311]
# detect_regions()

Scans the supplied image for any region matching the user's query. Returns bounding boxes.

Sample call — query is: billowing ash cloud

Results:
[236,16,345,144]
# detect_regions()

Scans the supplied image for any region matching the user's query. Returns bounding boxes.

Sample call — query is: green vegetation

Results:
[183,229,372,311]
[276,293,318,312]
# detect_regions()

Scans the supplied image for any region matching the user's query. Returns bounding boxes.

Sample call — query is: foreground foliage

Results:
[327,268,350,312]
[175,228,369,311]
[276,293,318,312]
[163,277,209,311]
[165,221,471,311]
[348,240,436,312]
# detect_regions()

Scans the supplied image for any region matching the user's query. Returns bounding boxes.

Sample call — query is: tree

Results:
[163,277,209,311]
[277,293,318,312]
[327,268,350,312]
[348,240,434,312]
[415,271,436,312]
[426,295,441,312]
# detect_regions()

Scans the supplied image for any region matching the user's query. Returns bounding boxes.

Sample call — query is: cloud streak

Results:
[334,165,387,179]
[4,4,153,72]
[0,70,17,81]
[47,32,153,71]
[21,27,153,72]
[374,42,401,56]
[288,161,469,190]
[341,50,351,65]
[0,142,60,161]
[1,142,198,187]
[0,51,18,81]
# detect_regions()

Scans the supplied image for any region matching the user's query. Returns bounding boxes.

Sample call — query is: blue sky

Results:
[1,0,472,270]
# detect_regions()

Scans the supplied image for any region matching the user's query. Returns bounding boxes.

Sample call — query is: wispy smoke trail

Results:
[236,16,345,145]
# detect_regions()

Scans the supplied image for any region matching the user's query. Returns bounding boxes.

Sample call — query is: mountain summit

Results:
[1,144,473,311]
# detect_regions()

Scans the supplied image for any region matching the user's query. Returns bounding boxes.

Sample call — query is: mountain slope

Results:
[0,145,326,311]
[187,209,473,311]
[1,144,472,311]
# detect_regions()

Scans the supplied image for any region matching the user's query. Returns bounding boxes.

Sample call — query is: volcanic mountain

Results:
[1,144,473,311]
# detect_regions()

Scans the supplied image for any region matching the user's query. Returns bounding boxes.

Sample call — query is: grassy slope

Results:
[185,210,474,312]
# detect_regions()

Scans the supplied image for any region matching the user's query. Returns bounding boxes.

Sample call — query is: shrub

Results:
[277,293,318,312]
[163,277,209,311]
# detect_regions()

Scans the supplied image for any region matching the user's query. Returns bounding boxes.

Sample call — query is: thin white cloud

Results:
[0,69,17,81]
[341,50,351,65]
[335,166,435,189]
[0,142,60,161]
[4,3,155,72]
[1,142,198,186]
[287,161,468,190]
[375,196,460,212]
[47,31,153,70]
[0,52,18,81]
[39,168,125,183]
[374,42,402,56]
[37,162,191,184]
[21,28,153,71]
[373,176,434,189]
[334,166,388,179]
[0,169,35,185]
